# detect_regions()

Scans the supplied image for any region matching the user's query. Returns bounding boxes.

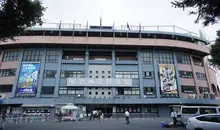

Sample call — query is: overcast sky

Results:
[42,0,219,41]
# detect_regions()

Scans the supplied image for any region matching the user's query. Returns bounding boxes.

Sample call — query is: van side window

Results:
[199,108,217,114]
[197,115,220,123]
[182,108,198,114]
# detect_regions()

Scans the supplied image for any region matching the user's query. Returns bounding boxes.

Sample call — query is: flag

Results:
[127,22,130,30]
[59,20,62,36]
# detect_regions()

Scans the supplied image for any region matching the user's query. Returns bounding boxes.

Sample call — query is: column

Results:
[153,51,161,98]
[36,49,46,98]
[190,56,200,96]
[173,52,182,98]
[53,49,62,97]
[111,49,116,97]
[137,49,144,98]
[11,50,24,98]
[84,48,89,98]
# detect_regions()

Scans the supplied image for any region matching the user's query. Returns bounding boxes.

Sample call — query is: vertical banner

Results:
[17,63,40,96]
[159,64,178,96]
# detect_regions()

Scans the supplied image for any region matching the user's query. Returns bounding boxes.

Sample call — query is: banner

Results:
[159,64,178,95]
[17,63,40,95]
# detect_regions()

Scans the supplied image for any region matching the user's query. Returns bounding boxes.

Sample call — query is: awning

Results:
[21,104,55,108]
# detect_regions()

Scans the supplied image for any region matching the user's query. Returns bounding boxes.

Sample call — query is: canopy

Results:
[61,103,79,110]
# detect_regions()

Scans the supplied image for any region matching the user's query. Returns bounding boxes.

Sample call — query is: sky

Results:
[42,0,220,41]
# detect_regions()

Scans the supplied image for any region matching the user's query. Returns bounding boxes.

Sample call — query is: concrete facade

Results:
[0,26,219,118]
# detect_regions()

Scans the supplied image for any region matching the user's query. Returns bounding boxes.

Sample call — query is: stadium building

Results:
[0,23,219,118]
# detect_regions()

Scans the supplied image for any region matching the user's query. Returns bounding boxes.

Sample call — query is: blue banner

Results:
[17,63,40,95]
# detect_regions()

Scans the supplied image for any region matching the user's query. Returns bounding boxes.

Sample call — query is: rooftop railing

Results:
[28,22,199,38]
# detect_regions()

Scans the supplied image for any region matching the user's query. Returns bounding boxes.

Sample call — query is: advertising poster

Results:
[159,64,178,95]
[17,63,40,95]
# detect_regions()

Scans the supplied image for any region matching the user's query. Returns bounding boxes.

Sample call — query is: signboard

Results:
[159,64,178,95]
[67,78,132,87]
[17,63,40,95]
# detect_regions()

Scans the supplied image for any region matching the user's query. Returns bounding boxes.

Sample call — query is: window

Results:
[196,115,220,123]
[116,105,141,113]
[90,71,92,74]
[179,71,193,78]
[116,72,138,78]
[41,87,54,95]
[108,71,111,74]
[96,76,98,78]
[95,92,98,95]
[96,71,98,74]
[196,72,206,80]
[102,71,105,74]
[3,51,20,62]
[0,69,16,77]
[143,72,154,79]
[58,87,84,95]
[176,54,191,64]
[60,71,84,78]
[108,92,111,95]
[144,105,158,113]
[144,87,156,97]
[0,85,12,93]
[102,76,105,78]
[141,52,153,64]
[116,88,140,95]
[199,87,209,93]
[89,92,92,95]
[89,76,92,78]
[23,50,43,62]
[46,50,59,62]
[102,92,104,95]
[181,86,196,94]
[155,52,173,64]
[182,108,198,114]
[44,70,57,78]
[108,76,111,78]
[199,108,217,115]
[193,56,203,66]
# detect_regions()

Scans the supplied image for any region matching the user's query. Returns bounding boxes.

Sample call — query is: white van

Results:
[171,105,219,125]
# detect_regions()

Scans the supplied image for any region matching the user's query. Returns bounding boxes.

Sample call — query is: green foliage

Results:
[0,0,45,41]
[171,0,220,26]
[210,31,220,66]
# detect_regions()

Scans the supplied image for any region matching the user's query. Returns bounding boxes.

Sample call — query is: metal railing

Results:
[28,22,199,38]
[0,114,50,124]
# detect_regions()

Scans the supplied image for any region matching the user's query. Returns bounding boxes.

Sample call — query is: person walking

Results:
[1,111,6,129]
[171,109,177,127]
[58,110,62,122]
[125,110,130,124]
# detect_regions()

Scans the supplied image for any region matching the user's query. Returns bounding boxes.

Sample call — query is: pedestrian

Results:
[58,110,62,122]
[125,110,130,124]
[1,111,6,129]
[171,109,177,127]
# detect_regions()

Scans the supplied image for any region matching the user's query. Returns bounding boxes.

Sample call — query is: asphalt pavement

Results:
[3,118,186,130]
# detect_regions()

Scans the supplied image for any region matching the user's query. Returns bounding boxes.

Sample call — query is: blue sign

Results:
[17,63,40,95]
[0,98,2,103]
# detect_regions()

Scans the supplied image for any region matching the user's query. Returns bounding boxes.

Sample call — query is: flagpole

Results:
[113,21,115,39]
[72,20,75,37]
[100,17,102,38]
[139,22,142,39]
[86,21,88,38]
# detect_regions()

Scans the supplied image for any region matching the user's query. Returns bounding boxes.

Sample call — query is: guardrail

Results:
[0,114,50,124]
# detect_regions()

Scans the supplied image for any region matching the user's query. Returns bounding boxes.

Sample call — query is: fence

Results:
[0,114,50,124]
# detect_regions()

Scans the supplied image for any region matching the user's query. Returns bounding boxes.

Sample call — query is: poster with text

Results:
[17,63,40,95]
[159,64,178,95]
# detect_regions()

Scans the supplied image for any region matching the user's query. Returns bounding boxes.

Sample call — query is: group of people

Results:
[90,110,104,121]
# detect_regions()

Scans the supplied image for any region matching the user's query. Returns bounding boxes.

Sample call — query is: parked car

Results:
[186,114,220,130]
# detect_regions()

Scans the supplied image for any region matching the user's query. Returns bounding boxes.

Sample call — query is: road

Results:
[3,118,185,130]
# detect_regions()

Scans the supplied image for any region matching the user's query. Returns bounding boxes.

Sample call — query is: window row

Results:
[196,72,206,80]
[193,56,203,66]
[41,87,54,95]
[143,72,154,79]
[89,71,111,74]
[23,50,43,62]
[3,51,20,62]
[181,85,196,94]
[46,50,60,62]
[116,88,140,95]
[140,52,153,64]
[59,88,84,95]
[0,69,16,77]
[88,91,111,95]
[115,72,138,78]
[199,87,209,93]
[179,71,193,78]
[116,105,141,113]
[61,71,84,78]
[176,54,191,64]
[155,52,174,64]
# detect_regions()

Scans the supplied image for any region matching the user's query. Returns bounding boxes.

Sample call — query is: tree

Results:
[171,0,220,26]
[172,0,220,66]
[0,0,45,41]
[210,31,220,66]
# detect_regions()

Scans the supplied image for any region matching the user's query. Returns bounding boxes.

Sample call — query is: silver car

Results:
[186,114,220,130]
